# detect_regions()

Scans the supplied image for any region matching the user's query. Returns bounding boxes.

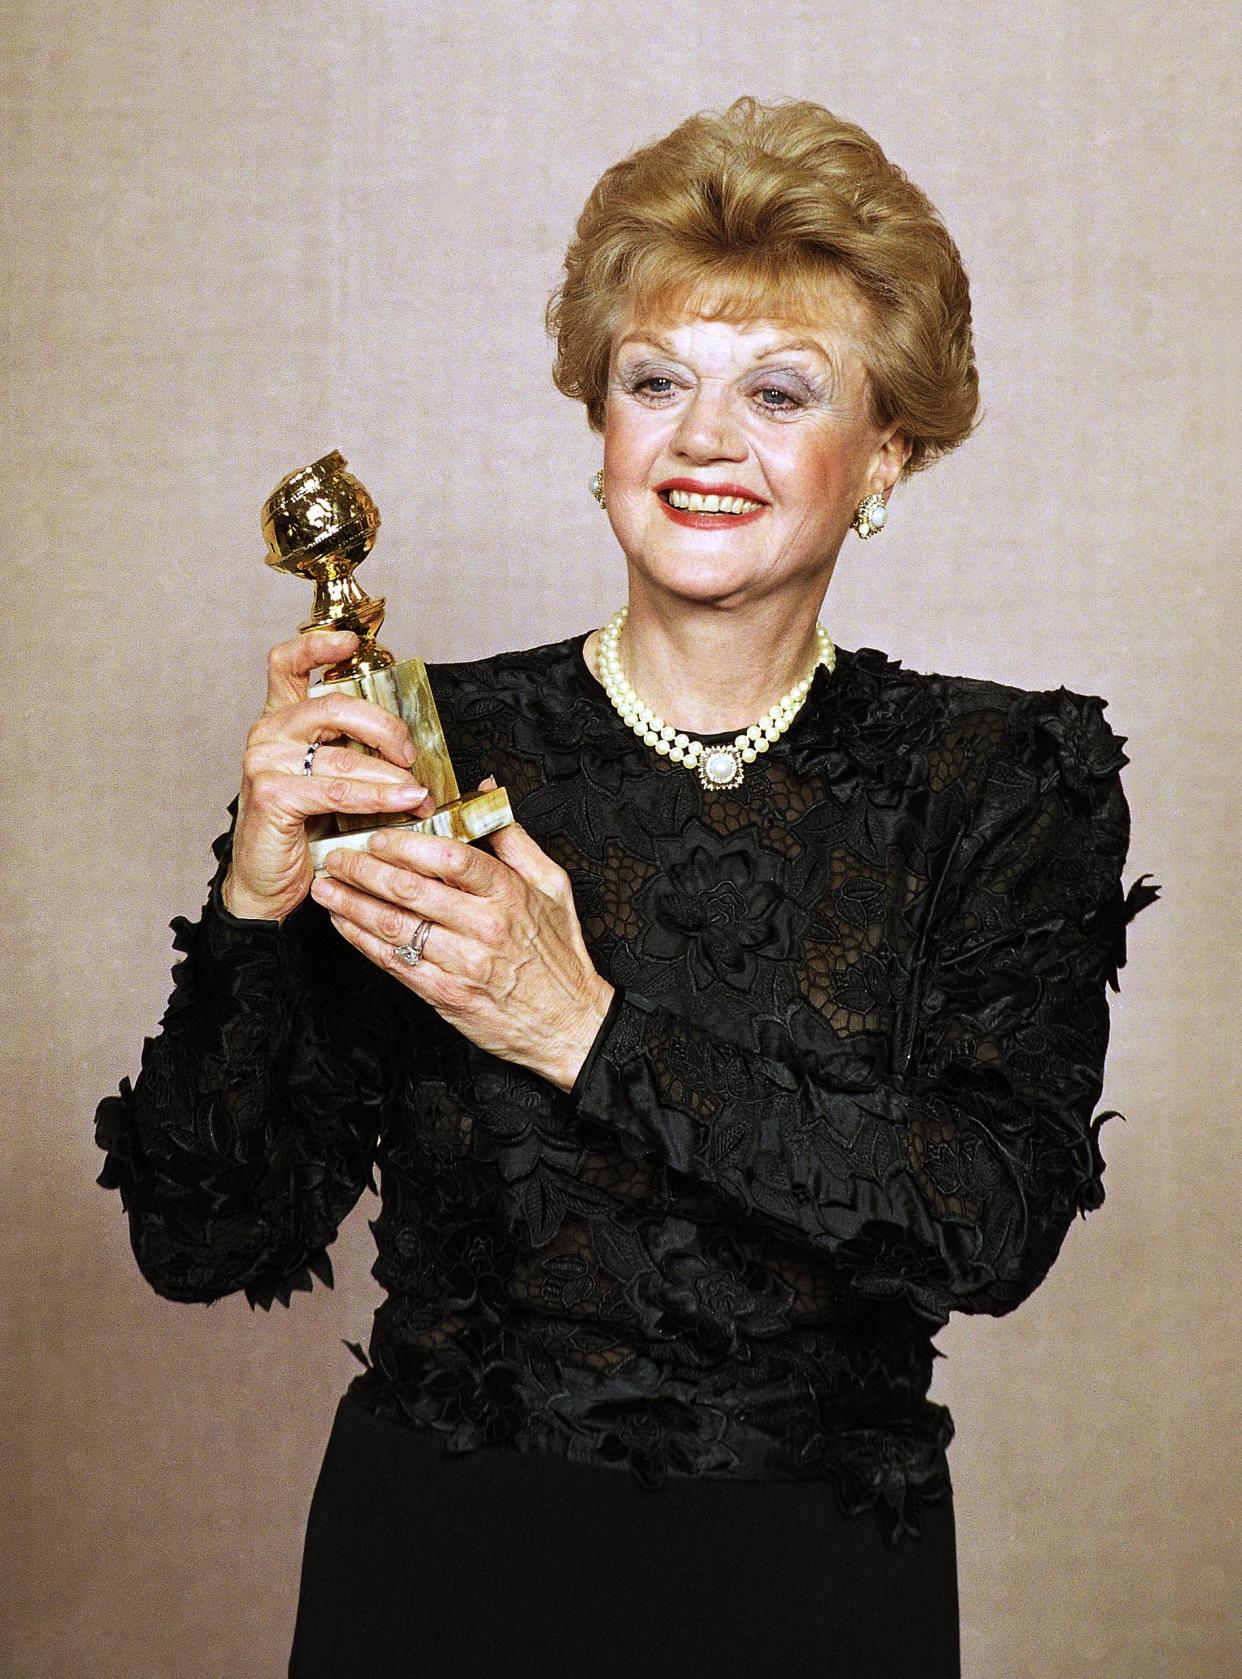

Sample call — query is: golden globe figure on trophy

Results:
[261,450,513,872]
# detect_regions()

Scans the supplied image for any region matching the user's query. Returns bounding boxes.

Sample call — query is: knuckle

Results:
[326,695,365,734]
[376,905,405,941]
[432,838,457,873]
[326,777,352,805]
[393,870,421,905]
[251,771,279,808]
[477,910,504,946]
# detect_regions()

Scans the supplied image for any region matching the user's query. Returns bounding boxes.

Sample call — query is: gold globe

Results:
[261,449,380,579]
[260,450,391,677]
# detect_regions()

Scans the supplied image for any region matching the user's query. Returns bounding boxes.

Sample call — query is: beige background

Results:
[3,2,1238,1675]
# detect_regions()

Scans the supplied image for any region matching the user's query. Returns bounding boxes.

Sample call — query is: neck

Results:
[587,589,830,737]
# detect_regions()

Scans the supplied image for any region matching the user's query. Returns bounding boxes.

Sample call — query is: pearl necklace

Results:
[596,605,836,791]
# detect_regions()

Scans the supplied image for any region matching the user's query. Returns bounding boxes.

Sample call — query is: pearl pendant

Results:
[699,746,744,790]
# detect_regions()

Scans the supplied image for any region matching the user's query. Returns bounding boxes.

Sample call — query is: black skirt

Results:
[288,1393,960,1679]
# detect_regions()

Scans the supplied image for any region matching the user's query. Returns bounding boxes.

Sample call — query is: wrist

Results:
[220,867,287,923]
[547,978,616,1094]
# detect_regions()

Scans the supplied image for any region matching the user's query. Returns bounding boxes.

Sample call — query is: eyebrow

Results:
[754,338,832,362]
[614,333,679,357]
[614,333,834,365]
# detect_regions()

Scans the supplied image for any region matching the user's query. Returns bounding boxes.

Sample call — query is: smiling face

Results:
[602,278,909,612]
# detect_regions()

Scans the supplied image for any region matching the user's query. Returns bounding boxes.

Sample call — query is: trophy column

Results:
[261,450,513,872]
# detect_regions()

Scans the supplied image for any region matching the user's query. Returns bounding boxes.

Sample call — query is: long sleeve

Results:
[94,810,403,1309]
[570,690,1160,1328]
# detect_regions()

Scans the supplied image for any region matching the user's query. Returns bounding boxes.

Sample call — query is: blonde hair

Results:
[546,97,980,475]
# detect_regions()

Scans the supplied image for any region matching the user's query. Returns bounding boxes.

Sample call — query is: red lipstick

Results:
[653,478,768,529]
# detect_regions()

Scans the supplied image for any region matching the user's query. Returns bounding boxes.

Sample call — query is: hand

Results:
[309,778,616,1092]
[221,630,437,922]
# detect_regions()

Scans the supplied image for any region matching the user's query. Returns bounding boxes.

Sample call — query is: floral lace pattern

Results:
[95,633,1159,1548]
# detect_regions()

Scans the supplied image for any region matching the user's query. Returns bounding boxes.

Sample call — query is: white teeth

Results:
[666,488,762,514]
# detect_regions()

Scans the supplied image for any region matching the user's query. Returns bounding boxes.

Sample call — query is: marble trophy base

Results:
[306,785,514,872]
[303,651,514,874]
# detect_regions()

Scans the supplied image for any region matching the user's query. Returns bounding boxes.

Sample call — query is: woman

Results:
[96,98,1158,1677]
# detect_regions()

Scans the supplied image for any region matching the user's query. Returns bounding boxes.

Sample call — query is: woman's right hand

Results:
[221,630,436,922]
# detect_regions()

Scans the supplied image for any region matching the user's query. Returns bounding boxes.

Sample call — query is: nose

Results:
[671,381,748,464]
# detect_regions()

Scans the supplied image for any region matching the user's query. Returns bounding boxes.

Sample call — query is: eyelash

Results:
[630,375,810,414]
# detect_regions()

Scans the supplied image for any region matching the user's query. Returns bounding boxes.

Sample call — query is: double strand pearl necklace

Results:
[596,605,836,791]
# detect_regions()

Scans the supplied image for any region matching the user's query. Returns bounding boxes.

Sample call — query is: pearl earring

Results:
[591,469,607,510]
[852,493,888,539]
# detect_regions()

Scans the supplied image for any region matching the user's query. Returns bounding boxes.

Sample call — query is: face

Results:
[602,283,907,611]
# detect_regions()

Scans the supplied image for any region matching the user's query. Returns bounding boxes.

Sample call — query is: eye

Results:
[756,385,802,411]
[635,375,676,397]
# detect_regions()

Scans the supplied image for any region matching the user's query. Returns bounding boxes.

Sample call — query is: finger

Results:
[248,770,432,827]
[252,692,417,768]
[264,631,361,711]
[319,846,494,938]
[324,906,437,986]
[482,810,573,903]
[323,901,471,995]
[365,827,505,897]
[314,877,432,948]
[247,740,424,788]
[475,773,571,903]
[312,877,467,963]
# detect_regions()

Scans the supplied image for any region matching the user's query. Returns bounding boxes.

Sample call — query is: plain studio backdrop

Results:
[2,3,1237,1675]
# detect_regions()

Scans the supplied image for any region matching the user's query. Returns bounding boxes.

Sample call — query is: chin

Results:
[630,551,764,606]
[621,524,761,588]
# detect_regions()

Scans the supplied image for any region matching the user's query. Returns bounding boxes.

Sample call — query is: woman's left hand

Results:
[309,779,615,1092]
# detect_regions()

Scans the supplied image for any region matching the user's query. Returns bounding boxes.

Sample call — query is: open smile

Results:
[654,479,768,528]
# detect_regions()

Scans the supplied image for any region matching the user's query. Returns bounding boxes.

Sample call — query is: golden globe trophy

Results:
[261,450,514,872]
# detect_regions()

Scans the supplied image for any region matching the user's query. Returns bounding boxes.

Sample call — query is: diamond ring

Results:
[392,918,433,967]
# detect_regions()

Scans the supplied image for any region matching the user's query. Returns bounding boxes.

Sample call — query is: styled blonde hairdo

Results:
[546,97,980,476]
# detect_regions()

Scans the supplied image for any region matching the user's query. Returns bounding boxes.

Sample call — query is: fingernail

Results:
[370,831,389,852]
[397,785,426,803]
[402,739,416,764]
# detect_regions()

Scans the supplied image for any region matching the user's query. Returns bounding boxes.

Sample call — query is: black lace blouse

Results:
[95,631,1159,1549]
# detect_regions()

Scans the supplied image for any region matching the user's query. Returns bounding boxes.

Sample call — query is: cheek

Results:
[603,403,667,483]
[768,425,864,505]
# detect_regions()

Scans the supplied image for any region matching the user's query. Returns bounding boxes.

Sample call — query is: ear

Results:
[865,424,912,502]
